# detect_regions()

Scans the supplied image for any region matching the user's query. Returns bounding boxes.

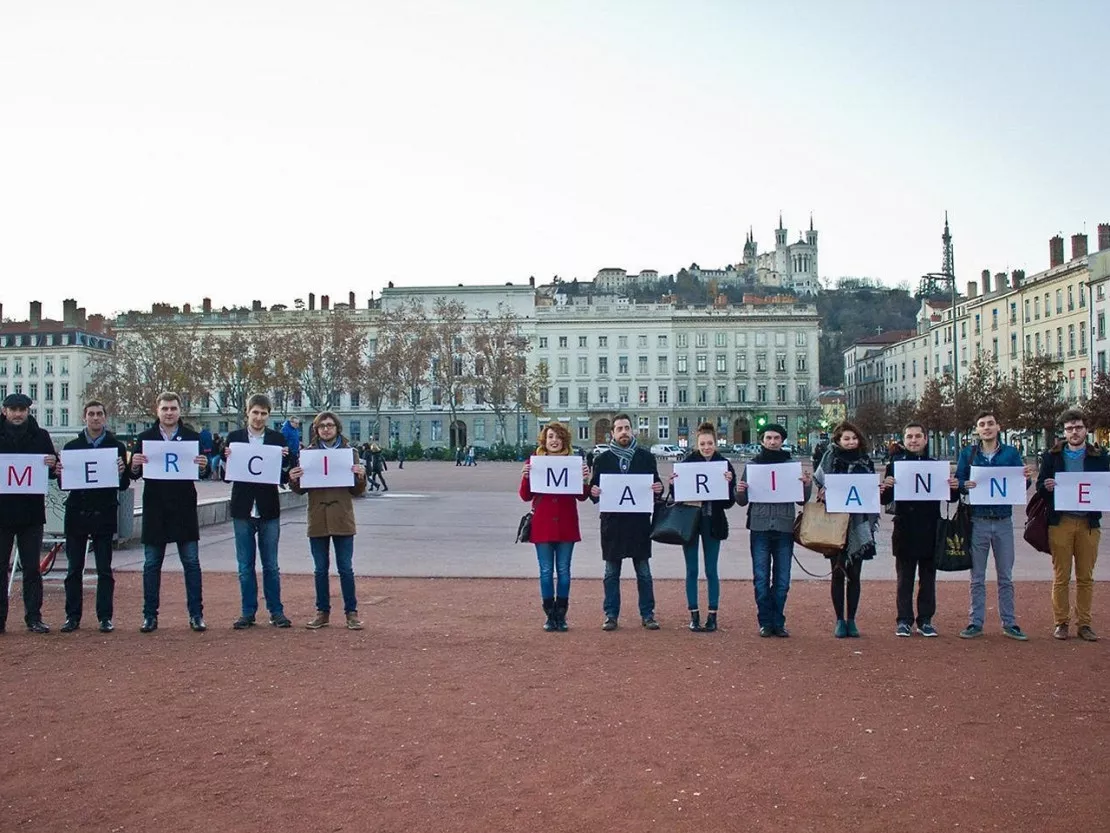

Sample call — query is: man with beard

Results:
[55,400,130,633]
[589,414,664,631]
[880,422,959,638]
[0,393,58,634]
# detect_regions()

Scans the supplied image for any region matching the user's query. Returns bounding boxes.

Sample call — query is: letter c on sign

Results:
[248,455,263,476]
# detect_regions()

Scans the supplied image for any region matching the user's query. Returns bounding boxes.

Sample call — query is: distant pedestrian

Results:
[367,443,388,492]
[455,447,464,466]
[281,416,302,467]
[397,446,405,469]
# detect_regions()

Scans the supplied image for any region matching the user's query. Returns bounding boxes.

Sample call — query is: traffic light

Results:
[755,413,768,430]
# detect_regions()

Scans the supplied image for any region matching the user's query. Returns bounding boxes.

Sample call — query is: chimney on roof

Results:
[997,272,1009,290]
[29,301,42,328]
[308,293,315,311]
[529,276,536,287]
[0,303,4,322]
[349,291,355,308]
[1012,269,1025,287]
[321,295,330,311]
[1099,223,1110,252]
[981,270,991,294]
[203,297,212,314]
[967,281,978,299]
[252,299,263,312]
[77,308,87,328]
[387,281,394,289]
[1071,233,1089,261]
[1050,235,1065,268]
[183,303,192,314]
[63,298,77,327]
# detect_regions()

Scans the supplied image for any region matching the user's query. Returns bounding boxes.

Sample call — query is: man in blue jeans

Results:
[129,392,209,633]
[224,394,293,629]
[737,424,812,637]
[956,410,1033,640]
[589,414,664,630]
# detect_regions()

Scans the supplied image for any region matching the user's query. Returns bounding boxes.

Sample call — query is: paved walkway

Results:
[107,461,1110,582]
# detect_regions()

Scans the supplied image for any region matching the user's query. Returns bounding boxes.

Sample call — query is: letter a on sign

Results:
[599,474,654,513]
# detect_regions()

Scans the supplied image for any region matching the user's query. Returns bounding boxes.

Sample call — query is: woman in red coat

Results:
[520,421,591,631]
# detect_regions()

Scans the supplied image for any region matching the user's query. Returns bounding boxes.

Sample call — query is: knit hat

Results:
[760,423,787,440]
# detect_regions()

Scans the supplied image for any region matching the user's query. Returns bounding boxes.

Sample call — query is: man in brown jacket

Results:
[288,412,367,630]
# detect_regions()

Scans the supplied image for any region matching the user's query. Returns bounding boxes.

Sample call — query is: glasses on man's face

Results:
[1063,425,1086,432]
[318,423,337,430]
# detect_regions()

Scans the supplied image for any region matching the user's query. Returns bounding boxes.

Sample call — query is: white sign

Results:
[745,462,804,503]
[892,461,952,502]
[60,448,120,491]
[598,474,655,513]
[225,442,283,485]
[299,448,356,488]
[1052,471,1110,512]
[529,455,585,495]
[824,473,881,514]
[672,461,729,502]
[141,440,201,481]
[967,465,1026,505]
[0,453,51,495]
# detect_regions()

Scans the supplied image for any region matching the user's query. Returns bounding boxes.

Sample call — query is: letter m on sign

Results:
[8,465,32,487]
[546,466,570,489]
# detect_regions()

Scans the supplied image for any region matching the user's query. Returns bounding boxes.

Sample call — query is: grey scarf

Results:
[608,437,638,472]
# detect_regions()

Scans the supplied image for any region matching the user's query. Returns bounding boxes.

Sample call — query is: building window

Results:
[44,409,54,427]
[578,386,589,406]
[638,335,648,348]
[695,332,708,348]
[618,335,628,348]
[578,424,590,440]
[558,357,569,376]
[776,353,787,372]
[658,335,668,347]
[29,383,38,400]
[796,355,807,372]
[45,383,53,401]
[678,387,688,404]
[657,356,668,374]
[28,359,37,376]
[474,418,486,440]
[350,420,362,442]
[657,416,669,440]
[638,356,648,375]
[991,309,999,330]
[60,408,69,427]
[1068,324,1076,355]
[736,353,747,372]
[716,355,726,373]
[618,356,628,374]
[14,359,22,376]
[696,355,707,373]
[44,360,53,375]
[677,355,688,374]
[558,336,568,348]
[539,337,548,348]
[738,385,747,403]
[0,361,6,377]
[1081,322,1088,353]
[638,386,648,404]
[757,384,767,403]
[558,387,569,406]
[795,332,806,347]
[756,354,767,372]
[429,420,441,442]
[776,384,787,403]
[716,384,726,403]
[578,336,588,348]
[974,314,981,335]
[676,333,688,348]
[637,416,649,435]
[715,332,727,347]
[539,388,549,405]
[578,357,588,375]
[598,386,609,404]
[619,386,629,405]
[657,387,668,405]
[1010,333,1018,358]
[598,357,608,375]
[797,385,808,403]
[1010,302,1017,324]
[697,386,708,404]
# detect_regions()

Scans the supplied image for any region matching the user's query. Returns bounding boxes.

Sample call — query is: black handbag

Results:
[650,501,700,546]
[515,511,533,544]
[934,501,973,571]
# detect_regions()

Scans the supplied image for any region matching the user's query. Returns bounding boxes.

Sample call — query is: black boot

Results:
[689,610,702,632]
[554,597,569,632]
[704,611,718,632]
[542,597,556,632]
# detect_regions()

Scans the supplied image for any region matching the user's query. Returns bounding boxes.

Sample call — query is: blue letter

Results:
[845,485,863,506]
[164,453,180,473]
[989,477,1007,498]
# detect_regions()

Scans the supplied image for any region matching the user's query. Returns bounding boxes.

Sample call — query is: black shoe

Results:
[704,612,718,633]
[542,598,556,632]
[189,615,207,632]
[642,617,661,630]
[60,617,80,633]
[140,616,158,633]
[602,617,618,631]
[269,613,292,628]
[232,615,256,630]
[759,625,774,637]
[554,598,569,632]
[26,619,50,634]
[773,626,790,638]
[688,611,702,632]
[99,619,114,633]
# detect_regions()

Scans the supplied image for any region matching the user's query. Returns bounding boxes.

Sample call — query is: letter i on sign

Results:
[770,470,777,490]
[323,456,329,476]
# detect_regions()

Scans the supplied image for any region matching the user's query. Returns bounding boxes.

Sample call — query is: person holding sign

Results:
[0,392,58,634]
[289,412,368,630]
[588,414,664,631]
[56,400,129,633]
[955,410,1033,641]
[519,421,590,631]
[667,422,735,633]
[880,422,959,638]
[814,422,878,638]
[737,422,812,637]
[130,392,209,633]
[223,394,293,630]
[1035,408,1108,642]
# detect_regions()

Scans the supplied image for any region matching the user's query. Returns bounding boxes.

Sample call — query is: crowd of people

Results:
[0,392,1101,645]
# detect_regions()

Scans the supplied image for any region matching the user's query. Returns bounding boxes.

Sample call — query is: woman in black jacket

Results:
[814,421,878,638]
[668,422,736,632]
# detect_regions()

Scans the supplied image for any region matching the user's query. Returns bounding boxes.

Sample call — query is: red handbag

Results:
[1024,492,1051,554]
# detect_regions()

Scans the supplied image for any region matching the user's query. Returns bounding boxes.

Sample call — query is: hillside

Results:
[817,287,919,385]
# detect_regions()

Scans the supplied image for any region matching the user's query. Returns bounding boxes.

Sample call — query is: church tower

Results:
[743,226,757,264]
[806,213,817,246]
[774,213,787,247]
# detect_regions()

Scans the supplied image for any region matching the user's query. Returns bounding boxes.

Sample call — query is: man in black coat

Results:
[129,392,208,633]
[223,393,292,630]
[879,422,959,638]
[56,400,129,633]
[588,414,664,630]
[0,393,58,633]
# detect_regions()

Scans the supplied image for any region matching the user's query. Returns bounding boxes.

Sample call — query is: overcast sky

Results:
[1,0,1106,319]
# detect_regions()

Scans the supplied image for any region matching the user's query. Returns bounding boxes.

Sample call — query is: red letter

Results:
[1078,483,1091,504]
[8,465,32,487]
[323,456,329,476]
[770,470,777,490]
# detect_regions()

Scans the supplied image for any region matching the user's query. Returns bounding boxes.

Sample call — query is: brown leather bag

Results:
[793,496,849,557]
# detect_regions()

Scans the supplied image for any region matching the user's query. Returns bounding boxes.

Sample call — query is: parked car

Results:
[650,443,684,460]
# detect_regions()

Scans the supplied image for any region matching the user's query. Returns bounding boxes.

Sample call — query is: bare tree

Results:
[426,297,473,449]
[472,306,543,444]
[1085,371,1110,433]
[201,327,280,419]
[1016,355,1067,451]
[915,376,953,456]
[376,299,432,444]
[86,315,209,422]
[284,312,366,412]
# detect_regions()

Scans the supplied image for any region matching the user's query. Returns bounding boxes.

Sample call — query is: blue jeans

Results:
[143,540,203,618]
[603,558,655,620]
[968,517,1017,627]
[682,517,721,610]
[750,530,793,629]
[234,518,283,618]
[309,535,357,614]
[535,541,574,599]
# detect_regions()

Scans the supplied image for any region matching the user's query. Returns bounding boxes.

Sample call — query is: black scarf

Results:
[753,448,791,464]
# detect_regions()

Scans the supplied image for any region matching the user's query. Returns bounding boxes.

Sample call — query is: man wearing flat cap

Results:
[0,393,59,633]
